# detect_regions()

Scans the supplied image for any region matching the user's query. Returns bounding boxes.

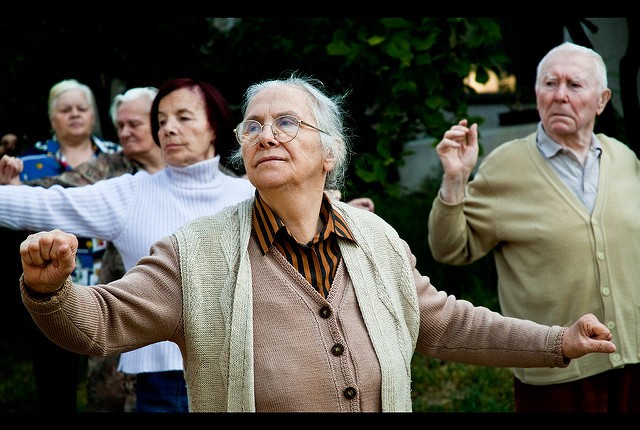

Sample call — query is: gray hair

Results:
[109,87,158,126]
[229,74,351,191]
[535,42,608,92]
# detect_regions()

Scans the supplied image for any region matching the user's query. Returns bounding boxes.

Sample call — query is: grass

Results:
[0,336,88,413]
[411,356,514,412]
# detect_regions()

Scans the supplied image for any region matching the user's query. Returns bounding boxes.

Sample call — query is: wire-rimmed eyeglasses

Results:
[234,115,329,147]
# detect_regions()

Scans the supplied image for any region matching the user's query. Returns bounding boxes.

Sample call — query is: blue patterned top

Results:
[19,136,121,182]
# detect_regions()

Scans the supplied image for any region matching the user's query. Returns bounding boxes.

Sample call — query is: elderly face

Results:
[241,85,333,194]
[535,52,610,140]
[50,88,95,144]
[115,97,156,159]
[157,86,216,167]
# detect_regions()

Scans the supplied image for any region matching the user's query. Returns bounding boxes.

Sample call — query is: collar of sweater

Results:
[164,155,226,189]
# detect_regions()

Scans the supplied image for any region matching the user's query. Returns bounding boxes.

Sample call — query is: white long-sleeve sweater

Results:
[0,156,255,373]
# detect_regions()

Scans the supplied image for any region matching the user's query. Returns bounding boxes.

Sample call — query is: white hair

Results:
[109,87,158,126]
[230,73,351,191]
[535,42,608,92]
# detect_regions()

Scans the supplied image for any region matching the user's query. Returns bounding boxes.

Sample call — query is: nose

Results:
[259,123,275,138]
[256,123,279,147]
[554,83,569,101]
[161,116,179,135]
[118,124,133,139]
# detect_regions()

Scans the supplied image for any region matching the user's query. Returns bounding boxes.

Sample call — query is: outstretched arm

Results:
[19,229,184,357]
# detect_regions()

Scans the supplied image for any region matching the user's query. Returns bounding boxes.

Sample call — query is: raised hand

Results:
[0,154,24,185]
[346,197,375,212]
[435,119,479,203]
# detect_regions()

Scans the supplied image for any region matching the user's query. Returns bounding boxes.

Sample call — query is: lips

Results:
[257,156,285,165]
[548,110,572,118]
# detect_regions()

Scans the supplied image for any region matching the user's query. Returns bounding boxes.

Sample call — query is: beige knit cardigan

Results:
[176,197,420,412]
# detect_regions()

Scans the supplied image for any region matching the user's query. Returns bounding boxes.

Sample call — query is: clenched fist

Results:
[20,229,78,295]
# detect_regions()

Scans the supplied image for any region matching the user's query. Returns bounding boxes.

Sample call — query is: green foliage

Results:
[0,339,36,412]
[0,337,88,412]
[326,18,508,196]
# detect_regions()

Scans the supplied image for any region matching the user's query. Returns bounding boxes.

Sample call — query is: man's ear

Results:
[597,88,611,115]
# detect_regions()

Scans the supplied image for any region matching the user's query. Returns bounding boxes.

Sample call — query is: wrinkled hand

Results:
[347,197,375,212]
[0,154,23,185]
[435,119,480,203]
[20,229,78,295]
[562,313,616,359]
[435,119,479,176]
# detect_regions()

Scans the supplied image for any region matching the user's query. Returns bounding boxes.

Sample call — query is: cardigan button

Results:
[343,386,357,399]
[331,343,344,356]
[319,306,332,318]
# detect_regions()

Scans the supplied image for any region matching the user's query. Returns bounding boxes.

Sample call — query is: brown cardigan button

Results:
[319,305,332,318]
[331,343,344,356]
[343,387,357,399]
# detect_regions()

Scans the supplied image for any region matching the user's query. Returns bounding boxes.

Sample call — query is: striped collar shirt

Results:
[252,191,356,298]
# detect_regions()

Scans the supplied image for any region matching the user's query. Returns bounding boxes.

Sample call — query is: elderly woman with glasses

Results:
[18,74,615,413]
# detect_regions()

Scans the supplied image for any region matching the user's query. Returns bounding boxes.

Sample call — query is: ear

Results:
[323,155,336,173]
[322,141,337,173]
[596,89,611,115]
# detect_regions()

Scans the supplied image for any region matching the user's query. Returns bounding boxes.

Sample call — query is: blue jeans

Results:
[135,371,188,412]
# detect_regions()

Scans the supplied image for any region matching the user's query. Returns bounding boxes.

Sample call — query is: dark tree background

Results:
[0,18,359,151]
[0,18,225,145]
[1,17,635,172]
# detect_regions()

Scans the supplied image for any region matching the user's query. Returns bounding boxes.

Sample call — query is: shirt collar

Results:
[252,190,355,255]
[536,122,602,158]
